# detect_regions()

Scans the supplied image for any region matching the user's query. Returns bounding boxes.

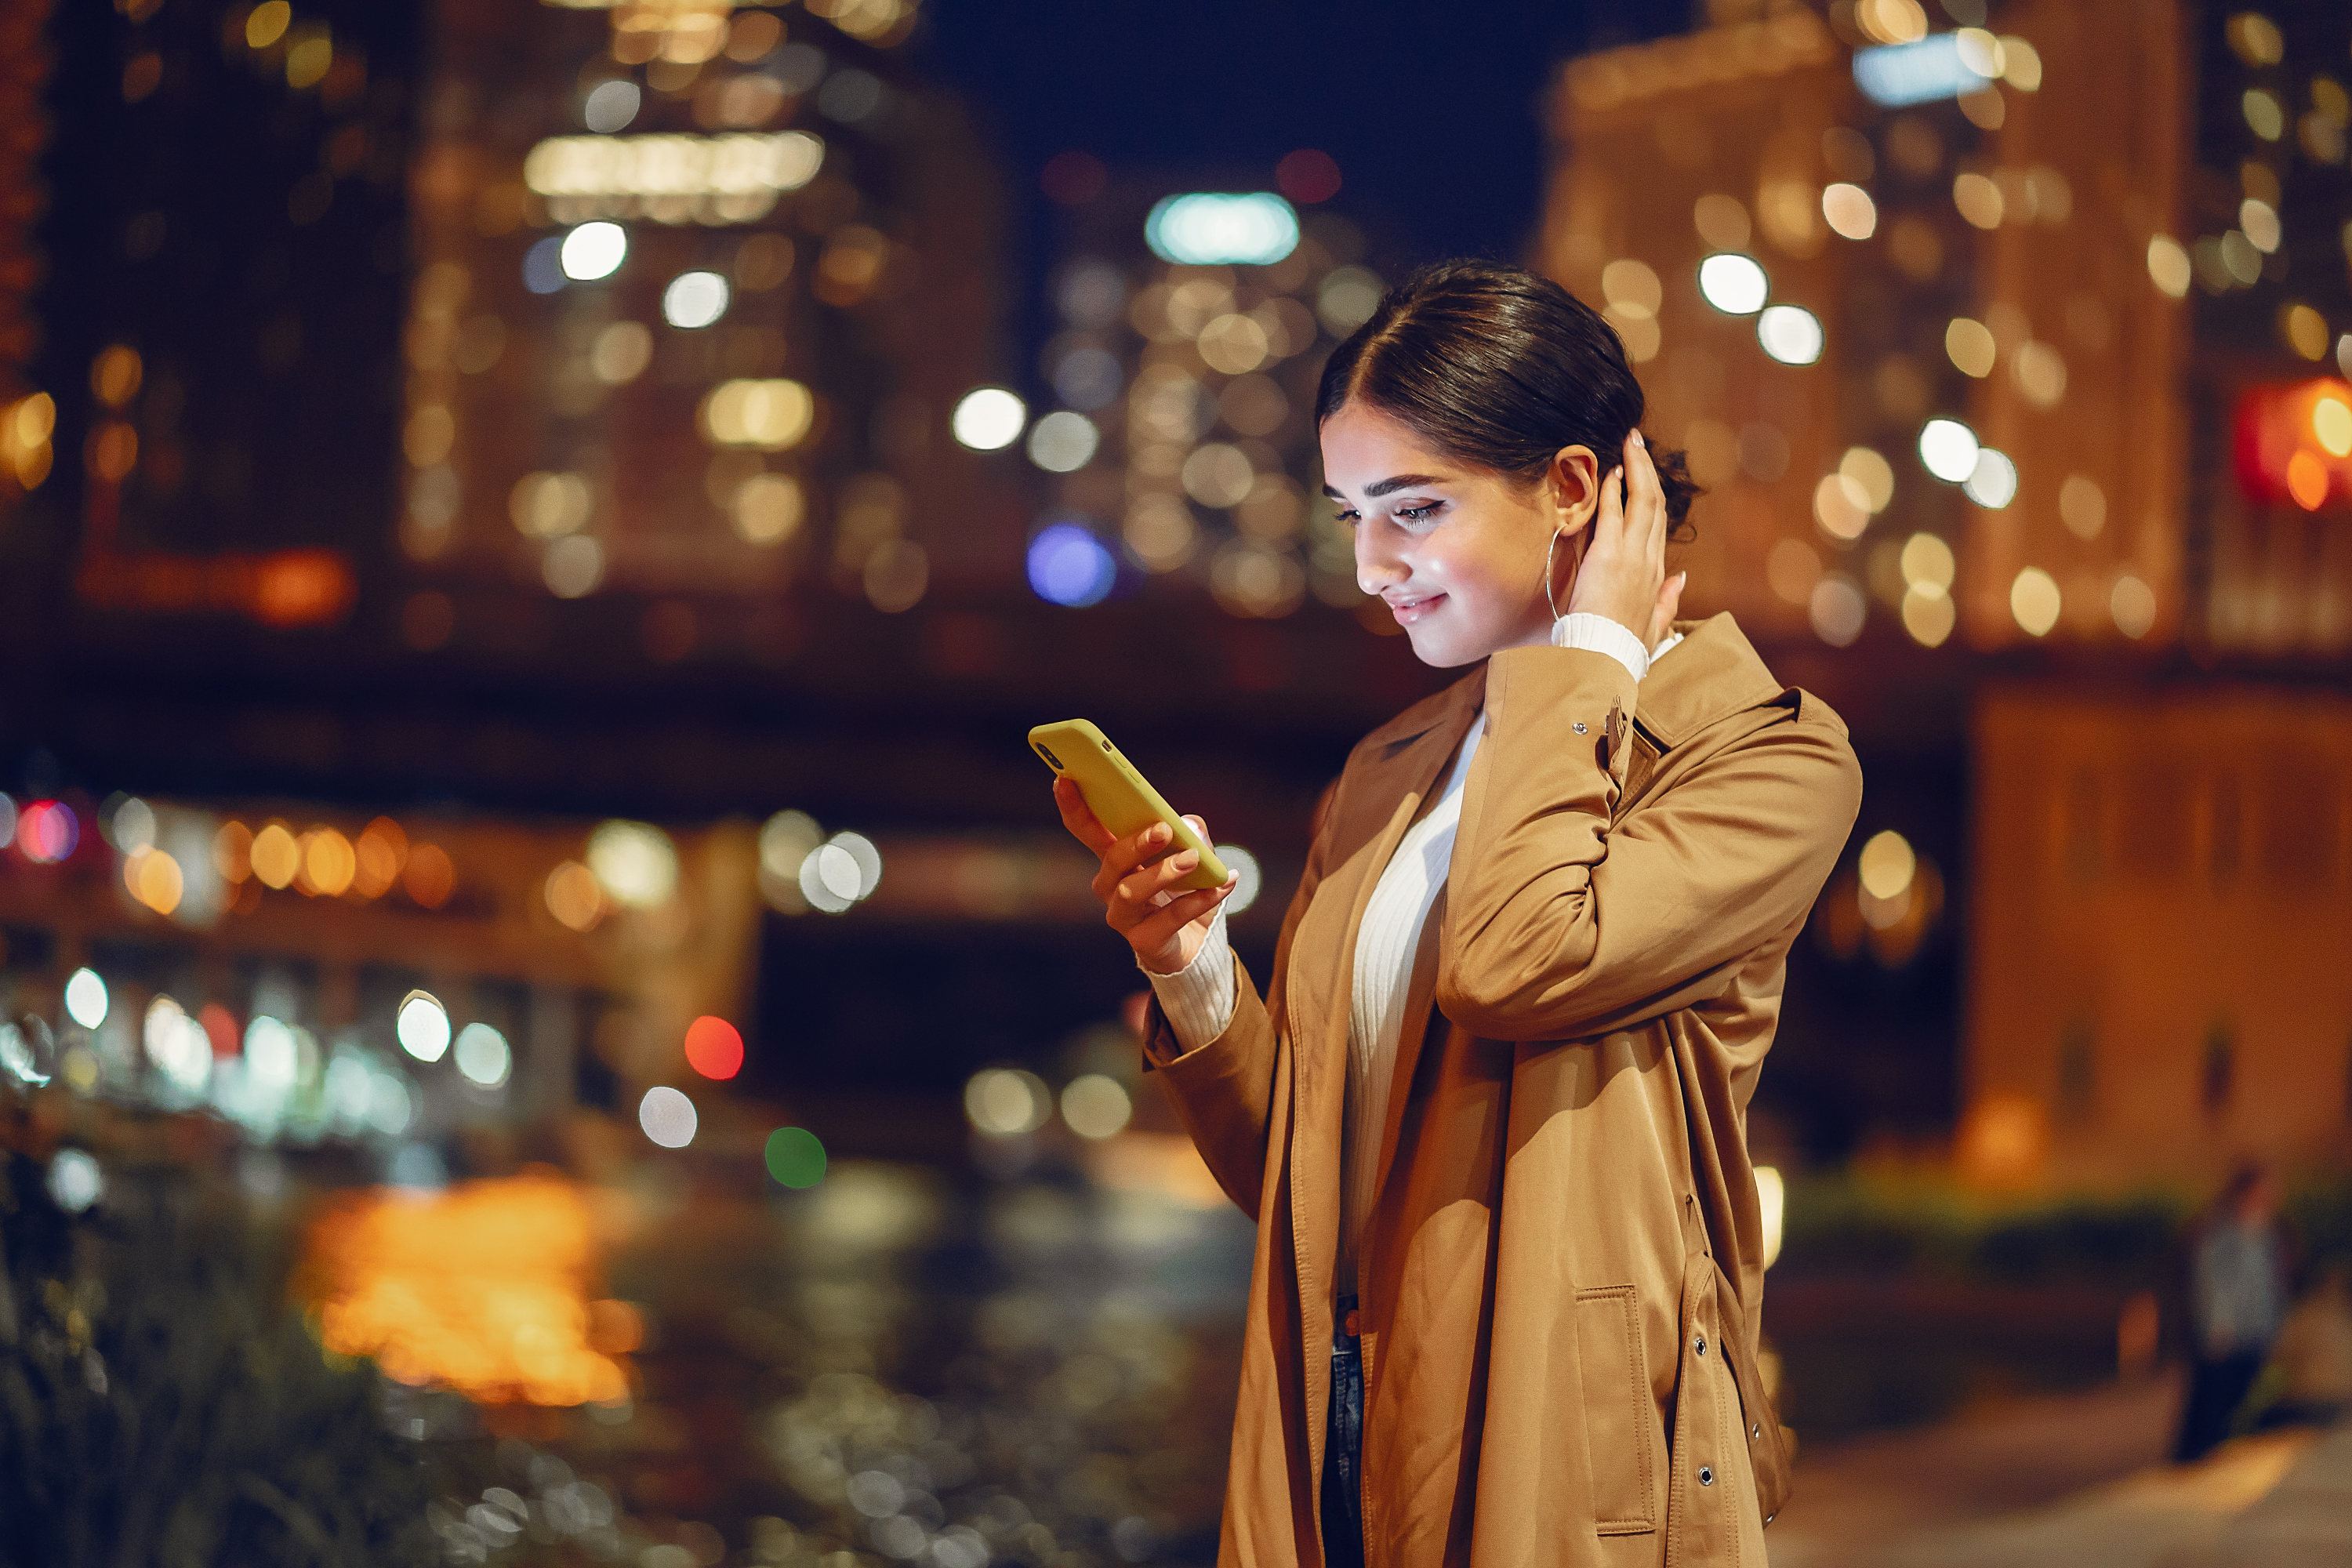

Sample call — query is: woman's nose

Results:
[1356,524,1406,594]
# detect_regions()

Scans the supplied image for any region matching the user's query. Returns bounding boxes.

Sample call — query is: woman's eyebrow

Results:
[1322,473,1448,501]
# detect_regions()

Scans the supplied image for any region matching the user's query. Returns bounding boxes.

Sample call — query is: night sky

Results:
[920,0,1680,340]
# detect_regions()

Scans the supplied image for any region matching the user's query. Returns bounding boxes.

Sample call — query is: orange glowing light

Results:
[198,1003,240,1058]
[2286,451,2329,511]
[1955,1090,2050,1189]
[212,820,253,882]
[683,1015,744,1080]
[354,818,407,898]
[300,1174,631,1406]
[299,827,358,896]
[404,843,455,908]
[123,847,185,915]
[2235,379,2352,510]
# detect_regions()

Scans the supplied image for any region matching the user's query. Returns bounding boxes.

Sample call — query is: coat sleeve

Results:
[1142,776,1341,1214]
[1437,645,1862,1042]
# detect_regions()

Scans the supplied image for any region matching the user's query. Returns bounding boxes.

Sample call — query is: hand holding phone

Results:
[1035,718,1236,974]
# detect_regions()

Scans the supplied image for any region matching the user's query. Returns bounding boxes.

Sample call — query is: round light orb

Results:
[638,1085,698,1149]
[662,270,731,329]
[950,387,1026,451]
[1060,1073,1133,1139]
[1216,844,1263,916]
[2009,566,2062,637]
[1918,418,1981,483]
[47,1149,101,1213]
[395,989,452,1062]
[583,78,641,133]
[586,820,678,909]
[559,222,628,282]
[1757,304,1825,366]
[1858,829,1918,900]
[453,1022,511,1088]
[1026,521,1116,608]
[1962,447,2020,508]
[1026,410,1100,473]
[964,1067,1051,1136]
[1697,252,1769,315]
[63,967,108,1031]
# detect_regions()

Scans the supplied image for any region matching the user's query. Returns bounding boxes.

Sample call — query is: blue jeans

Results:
[1322,1296,1365,1567]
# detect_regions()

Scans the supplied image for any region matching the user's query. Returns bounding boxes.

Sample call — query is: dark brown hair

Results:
[1316,260,1700,538]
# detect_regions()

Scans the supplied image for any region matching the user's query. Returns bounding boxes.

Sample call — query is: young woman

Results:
[1054,261,1863,1566]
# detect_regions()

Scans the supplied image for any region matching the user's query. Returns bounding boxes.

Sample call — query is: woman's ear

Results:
[1547,444,1602,535]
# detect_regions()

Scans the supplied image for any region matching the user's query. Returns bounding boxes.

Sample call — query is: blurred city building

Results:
[1546,0,2352,1187]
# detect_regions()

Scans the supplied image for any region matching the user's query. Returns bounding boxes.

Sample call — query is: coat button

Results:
[1698,1466,1714,1486]
[1693,1334,1707,1356]
[1573,722,1588,735]
[1751,1424,1762,1440]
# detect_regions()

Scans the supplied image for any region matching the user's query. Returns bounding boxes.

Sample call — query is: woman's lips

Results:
[1389,593,1446,626]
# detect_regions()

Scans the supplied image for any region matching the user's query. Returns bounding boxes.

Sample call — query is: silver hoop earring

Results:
[1543,528,1568,624]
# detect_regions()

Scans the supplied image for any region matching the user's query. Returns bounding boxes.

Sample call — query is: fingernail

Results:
[1632,430,1646,448]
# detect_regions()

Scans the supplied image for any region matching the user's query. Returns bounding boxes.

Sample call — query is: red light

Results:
[198,1004,240,1058]
[18,800,78,864]
[683,1015,744,1080]
[1276,149,1342,205]
[2234,379,2352,509]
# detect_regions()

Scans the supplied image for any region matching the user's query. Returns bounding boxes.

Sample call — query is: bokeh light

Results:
[583,78,641,133]
[1962,448,2019,509]
[1060,1075,1133,1139]
[764,1127,827,1189]
[1697,252,1769,314]
[964,1069,1051,1136]
[950,387,1026,451]
[1216,844,1262,915]
[1757,304,1824,366]
[19,800,78,864]
[1918,419,1981,483]
[684,1015,745,1080]
[2009,567,2062,637]
[64,967,109,1030]
[587,820,679,909]
[662,270,731,328]
[559,222,628,281]
[397,990,452,1062]
[638,1086,698,1149]
[1144,192,1299,266]
[47,1149,101,1213]
[1027,522,1116,608]
[454,1023,512,1089]
[1026,411,1099,473]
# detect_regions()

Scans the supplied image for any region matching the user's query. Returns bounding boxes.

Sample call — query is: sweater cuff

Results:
[1552,612,1652,681]
[1141,905,1237,1055]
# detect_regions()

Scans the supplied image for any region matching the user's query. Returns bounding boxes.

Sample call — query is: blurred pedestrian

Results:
[2255,1261,2352,1432]
[2172,1163,2292,1461]
[1059,262,1861,1565]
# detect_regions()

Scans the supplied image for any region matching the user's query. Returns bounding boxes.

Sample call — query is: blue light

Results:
[522,237,567,295]
[1145,193,1300,267]
[1853,34,1994,107]
[1026,522,1116,608]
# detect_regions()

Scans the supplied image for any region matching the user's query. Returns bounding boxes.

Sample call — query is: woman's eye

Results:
[1396,503,1439,523]
[1336,509,1362,528]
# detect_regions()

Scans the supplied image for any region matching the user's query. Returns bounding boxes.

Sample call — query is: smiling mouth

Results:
[1387,593,1446,625]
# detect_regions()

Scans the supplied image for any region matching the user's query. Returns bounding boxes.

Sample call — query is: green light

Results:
[764,1126,826,1189]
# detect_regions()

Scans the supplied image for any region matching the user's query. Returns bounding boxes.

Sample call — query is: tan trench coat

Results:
[1145,614,1863,1566]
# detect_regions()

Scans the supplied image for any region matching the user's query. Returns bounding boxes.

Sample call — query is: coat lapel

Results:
[1283,666,1486,1479]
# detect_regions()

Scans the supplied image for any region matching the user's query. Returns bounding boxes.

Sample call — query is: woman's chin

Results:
[1405,623,1488,670]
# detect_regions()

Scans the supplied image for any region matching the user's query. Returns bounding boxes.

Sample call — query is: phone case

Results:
[1029,718,1230,893]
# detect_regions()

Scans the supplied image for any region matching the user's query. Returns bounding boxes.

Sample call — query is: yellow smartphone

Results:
[1030,718,1229,893]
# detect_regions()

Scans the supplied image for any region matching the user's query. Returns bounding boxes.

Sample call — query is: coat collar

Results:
[1632,612,1786,751]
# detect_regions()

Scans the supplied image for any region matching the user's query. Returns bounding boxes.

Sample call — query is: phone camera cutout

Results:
[1035,742,1063,769]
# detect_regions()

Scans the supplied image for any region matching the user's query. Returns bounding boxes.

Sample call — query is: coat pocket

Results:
[1573,1284,1660,1535]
